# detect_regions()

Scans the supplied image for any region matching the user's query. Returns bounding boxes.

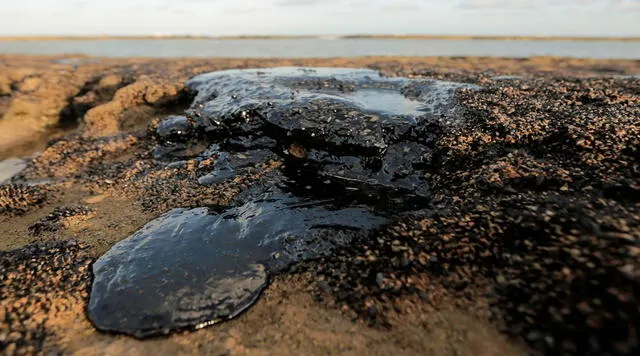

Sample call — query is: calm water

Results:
[0,38,639,59]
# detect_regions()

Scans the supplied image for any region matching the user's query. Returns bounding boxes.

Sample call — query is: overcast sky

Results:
[1,0,639,36]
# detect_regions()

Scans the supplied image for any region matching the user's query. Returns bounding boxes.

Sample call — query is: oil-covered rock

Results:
[180,67,476,196]
[88,68,477,337]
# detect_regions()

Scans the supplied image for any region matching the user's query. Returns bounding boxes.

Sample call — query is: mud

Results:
[1,54,639,355]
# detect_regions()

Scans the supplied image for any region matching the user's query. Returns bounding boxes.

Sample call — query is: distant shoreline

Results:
[1,35,640,42]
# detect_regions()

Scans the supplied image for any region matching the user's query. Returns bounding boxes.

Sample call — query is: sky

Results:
[0,0,639,37]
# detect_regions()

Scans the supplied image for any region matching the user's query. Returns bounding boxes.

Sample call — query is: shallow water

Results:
[88,67,477,337]
[0,38,638,59]
[0,158,26,184]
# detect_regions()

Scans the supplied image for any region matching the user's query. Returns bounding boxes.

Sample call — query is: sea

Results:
[0,38,639,59]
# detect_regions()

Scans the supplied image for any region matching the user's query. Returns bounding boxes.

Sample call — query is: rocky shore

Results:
[0,54,639,355]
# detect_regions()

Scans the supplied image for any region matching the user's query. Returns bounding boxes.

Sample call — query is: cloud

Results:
[458,0,538,8]
[457,0,605,9]
[0,0,638,36]
[380,2,422,11]
[275,0,425,13]
[276,0,340,5]
[611,0,640,10]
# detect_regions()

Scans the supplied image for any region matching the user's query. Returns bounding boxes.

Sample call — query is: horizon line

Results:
[1,34,640,42]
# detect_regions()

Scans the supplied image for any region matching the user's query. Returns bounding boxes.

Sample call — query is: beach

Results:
[0,54,639,355]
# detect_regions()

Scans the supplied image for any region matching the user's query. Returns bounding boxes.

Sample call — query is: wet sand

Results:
[0,54,639,355]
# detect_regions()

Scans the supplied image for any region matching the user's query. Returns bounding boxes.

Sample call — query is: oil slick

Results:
[88,67,478,337]
[88,189,385,337]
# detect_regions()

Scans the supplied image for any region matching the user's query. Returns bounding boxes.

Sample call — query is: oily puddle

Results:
[88,67,478,338]
[89,187,387,337]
